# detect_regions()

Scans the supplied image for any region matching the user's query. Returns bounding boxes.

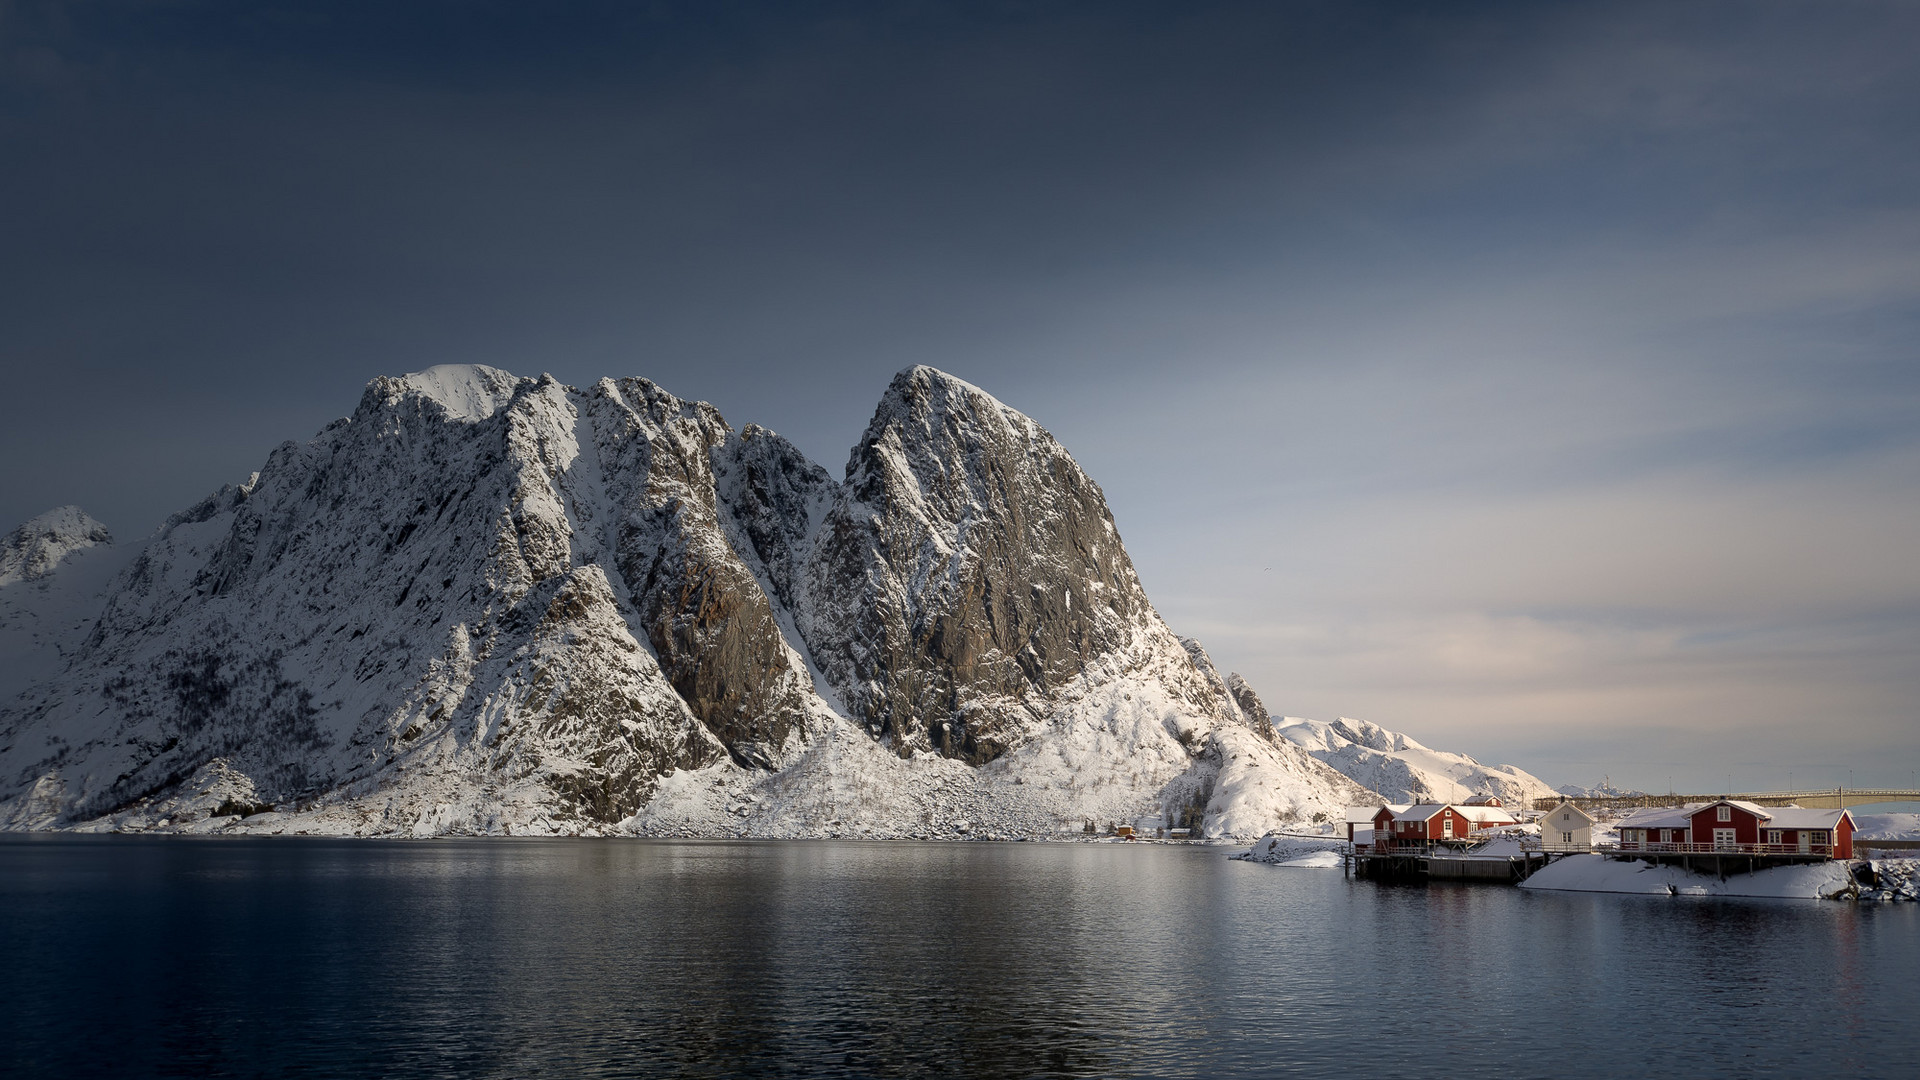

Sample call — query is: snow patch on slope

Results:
[396,364,522,422]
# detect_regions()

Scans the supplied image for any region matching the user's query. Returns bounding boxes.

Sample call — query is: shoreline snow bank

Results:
[1520,854,1856,899]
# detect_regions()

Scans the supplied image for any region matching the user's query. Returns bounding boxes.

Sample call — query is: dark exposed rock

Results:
[1226,673,1276,742]
[585,378,818,766]
[798,367,1153,762]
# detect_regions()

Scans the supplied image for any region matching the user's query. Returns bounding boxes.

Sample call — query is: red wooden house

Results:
[1614,799,1855,860]
[1372,801,1518,847]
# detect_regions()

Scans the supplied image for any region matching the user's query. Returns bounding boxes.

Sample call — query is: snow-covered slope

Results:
[1276,716,1555,807]
[0,365,1372,838]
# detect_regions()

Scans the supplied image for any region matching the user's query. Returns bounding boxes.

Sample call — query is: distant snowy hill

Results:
[1276,717,1556,808]
[1553,781,1649,799]
[0,506,111,587]
[0,508,138,705]
[0,365,1372,838]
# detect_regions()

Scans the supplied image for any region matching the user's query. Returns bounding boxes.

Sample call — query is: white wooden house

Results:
[1539,800,1596,851]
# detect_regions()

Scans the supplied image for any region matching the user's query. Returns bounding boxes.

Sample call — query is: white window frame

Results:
[1717,805,1732,822]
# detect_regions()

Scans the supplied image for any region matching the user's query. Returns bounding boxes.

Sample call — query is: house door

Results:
[1713,828,1737,851]
[1798,832,1811,853]
[1443,817,1454,839]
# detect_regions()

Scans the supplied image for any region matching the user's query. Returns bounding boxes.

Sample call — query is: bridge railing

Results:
[1533,789,1920,812]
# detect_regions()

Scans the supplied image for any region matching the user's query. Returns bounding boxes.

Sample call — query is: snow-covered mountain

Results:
[1276,716,1556,808]
[0,508,138,706]
[0,365,1373,838]
[1553,781,1648,799]
[0,506,112,587]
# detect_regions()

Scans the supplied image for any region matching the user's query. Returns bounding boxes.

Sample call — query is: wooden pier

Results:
[1348,846,1559,884]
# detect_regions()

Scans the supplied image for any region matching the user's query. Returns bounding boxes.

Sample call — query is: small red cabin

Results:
[1372,801,1517,846]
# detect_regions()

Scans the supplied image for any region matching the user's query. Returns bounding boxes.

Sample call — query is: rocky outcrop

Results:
[799,367,1155,763]
[1226,673,1276,742]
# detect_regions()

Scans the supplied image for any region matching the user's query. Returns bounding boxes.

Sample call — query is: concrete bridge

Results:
[1532,788,1920,813]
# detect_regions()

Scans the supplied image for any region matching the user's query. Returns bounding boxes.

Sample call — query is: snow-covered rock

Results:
[1233,832,1348,865]
[1276,716,1556,807]
[0,365,1374,839]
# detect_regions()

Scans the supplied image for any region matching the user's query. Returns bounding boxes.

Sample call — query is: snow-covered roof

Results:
[1615,806,1695,830]
[1384,803,1515,824]
[1756,807,1849,830]
[1350,804,1411,823]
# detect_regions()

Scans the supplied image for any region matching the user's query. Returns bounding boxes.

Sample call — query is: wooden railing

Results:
[1603,841,1832,857]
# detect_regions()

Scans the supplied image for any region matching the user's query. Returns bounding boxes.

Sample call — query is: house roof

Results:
[1754,807,1851,830]
[1381,803,1515,825]
[1616,807,1696,830]
[1542,800,1598,824]
[1709,800,1773,819]
[1351,805,1411,824]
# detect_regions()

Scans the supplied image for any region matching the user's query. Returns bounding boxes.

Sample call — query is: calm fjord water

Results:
[2,837,1914,1079]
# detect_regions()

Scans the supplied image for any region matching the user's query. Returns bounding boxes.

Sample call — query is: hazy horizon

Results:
[3,2,1916,793]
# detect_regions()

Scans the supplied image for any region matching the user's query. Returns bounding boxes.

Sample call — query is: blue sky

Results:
[2,1,1916,791]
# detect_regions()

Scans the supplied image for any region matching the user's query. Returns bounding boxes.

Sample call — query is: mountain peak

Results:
[0,506,112,587]
[392,364,525,422]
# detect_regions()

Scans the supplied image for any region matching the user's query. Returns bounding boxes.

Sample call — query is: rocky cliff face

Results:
[0,365,1373,837]
[798,368,1161,764]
